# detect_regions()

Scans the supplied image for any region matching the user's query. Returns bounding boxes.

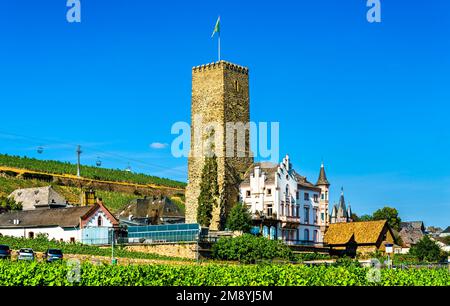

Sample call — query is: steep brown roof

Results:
[316,164,330,186]
[0,206,94,228]
[324,220,390,245]
[399,227,424,247]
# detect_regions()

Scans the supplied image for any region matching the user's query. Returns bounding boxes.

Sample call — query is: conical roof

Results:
[316,163,330,186]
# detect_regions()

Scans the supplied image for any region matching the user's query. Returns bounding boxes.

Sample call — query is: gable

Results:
[324,220,389,245]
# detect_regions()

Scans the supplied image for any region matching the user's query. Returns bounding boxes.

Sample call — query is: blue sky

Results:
[0,0,449,227]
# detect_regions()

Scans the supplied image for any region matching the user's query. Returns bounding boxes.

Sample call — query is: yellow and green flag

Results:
[211,16,220,38]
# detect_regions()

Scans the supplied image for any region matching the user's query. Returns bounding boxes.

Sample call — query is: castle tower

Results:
[316,162,330,230]
[185,61,254,230]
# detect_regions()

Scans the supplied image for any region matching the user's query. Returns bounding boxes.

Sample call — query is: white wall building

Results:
[0,201,118,244]
[240,155,330,245]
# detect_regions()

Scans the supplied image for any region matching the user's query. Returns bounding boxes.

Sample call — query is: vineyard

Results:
[0,154,186,188]
[0,261,448,286]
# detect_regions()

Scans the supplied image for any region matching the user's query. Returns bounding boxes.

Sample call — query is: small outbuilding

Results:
[324,220,398,257]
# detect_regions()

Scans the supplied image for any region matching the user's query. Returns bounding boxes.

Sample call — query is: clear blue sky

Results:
[0,1,449,227]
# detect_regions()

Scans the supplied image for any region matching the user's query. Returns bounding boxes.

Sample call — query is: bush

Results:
[211,234,293,264]
[334,256,361,268]
[409,236,443,262]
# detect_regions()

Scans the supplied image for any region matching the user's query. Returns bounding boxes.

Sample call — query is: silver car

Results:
[17,248,35,261]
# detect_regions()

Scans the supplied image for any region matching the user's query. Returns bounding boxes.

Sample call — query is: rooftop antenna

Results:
[76,145,82,177]
[125,163,132,172]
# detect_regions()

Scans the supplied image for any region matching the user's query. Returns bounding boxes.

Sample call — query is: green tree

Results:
[372,206,401,231]
[0,196,22,213]
[225,203,252,232]
[196,154,219,228]
[358,214,374,222]
[409,235,442,262]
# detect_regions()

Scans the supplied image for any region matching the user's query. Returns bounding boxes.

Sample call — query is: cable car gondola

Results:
[37,146,44,154]
[96,157,102,167]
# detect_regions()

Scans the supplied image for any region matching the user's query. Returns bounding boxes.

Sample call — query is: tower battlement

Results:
[192,60,249,74]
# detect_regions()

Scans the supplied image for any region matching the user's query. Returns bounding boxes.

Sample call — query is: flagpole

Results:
[218,32,221,61]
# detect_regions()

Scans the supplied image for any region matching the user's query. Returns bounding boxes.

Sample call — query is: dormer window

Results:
[246,190,251,198]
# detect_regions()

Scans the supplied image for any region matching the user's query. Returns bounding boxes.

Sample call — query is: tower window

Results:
[234,80,239,92]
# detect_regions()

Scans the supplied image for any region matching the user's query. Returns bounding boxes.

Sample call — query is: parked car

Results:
[43,249,63,262]
[0,245,11,260]
[17,248,35,261]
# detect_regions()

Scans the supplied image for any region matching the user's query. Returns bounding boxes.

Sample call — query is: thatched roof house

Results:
[324,220,397,256]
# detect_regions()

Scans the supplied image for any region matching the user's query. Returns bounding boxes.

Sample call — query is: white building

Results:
[240,155,330,245]
[0,200,118,244]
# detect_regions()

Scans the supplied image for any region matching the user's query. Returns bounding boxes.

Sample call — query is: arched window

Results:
[313,230,319,242]
[304,229,309,241]
[97,216,103,227]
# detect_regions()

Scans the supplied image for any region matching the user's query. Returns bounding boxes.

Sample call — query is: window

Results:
[97,216,103,227]
[234,80,239,92]
[267,204,273,216]
[304,229,310,241]
[267,188,272,196]
[28,232,34,239]
[304,193,310,201]
[246,190,251,197]
[313,208,318,223]
[313,194,319,203]
[321,212,325,221]
[313,230,319,242]
[70,237,75,243]
[296,191,299,199]
[304,207,310,223]
[321,193,325,200]
[280,204,284,216]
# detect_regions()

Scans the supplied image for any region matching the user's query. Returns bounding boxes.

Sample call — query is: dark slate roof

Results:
[400,221,425,232]
[399,227,424,247]
[241,162,279,186]
[119,196,184,224]
[0,206,94,228]
[442,226,450,234]
[292,171,321,191]
[316,164,330,186]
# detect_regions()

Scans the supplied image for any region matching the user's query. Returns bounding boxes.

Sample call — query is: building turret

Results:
[316,162,330,187]
[316,162,330,228]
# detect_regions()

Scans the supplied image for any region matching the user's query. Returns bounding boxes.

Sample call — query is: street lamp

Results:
[385,243,393,269]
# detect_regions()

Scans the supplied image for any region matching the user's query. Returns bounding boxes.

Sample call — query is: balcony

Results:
[280,215,300,224]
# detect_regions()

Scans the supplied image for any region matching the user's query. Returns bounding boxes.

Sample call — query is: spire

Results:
[337,187,347,218]
[316,162,330,186]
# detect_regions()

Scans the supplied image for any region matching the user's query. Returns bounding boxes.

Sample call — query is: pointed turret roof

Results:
[337,187,347,218]
[316,162,330,186]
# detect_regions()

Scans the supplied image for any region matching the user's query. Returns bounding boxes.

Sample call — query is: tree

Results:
[196,154,219,228]
[409,235,442,262]
[358,214,374,222]
[225,203,252,232]
[372,207,401,231]
[0,196,22,213]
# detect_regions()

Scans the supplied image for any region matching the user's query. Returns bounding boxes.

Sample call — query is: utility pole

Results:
[76,145,82,177]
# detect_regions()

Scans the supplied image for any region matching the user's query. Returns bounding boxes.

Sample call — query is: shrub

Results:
[211,234,293,264]
[225,203,252,233]
[409,235,443,262]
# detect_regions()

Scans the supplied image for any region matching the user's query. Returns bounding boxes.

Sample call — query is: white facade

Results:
[0,206,116,244]
[0,226,81,242]
[240,155,329,245]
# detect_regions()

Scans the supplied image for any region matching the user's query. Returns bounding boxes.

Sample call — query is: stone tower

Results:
[185,61,253,230]
[316,162,330,231]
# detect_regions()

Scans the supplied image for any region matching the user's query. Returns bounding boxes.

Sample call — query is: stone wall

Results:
[125,243,198,260]
[185,61,253,230]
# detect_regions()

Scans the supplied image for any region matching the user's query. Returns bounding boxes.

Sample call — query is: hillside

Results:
[0,154,186,215]
[0,154,186,188]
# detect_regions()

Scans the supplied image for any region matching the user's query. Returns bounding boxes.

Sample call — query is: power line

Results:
[0,130,187,176]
